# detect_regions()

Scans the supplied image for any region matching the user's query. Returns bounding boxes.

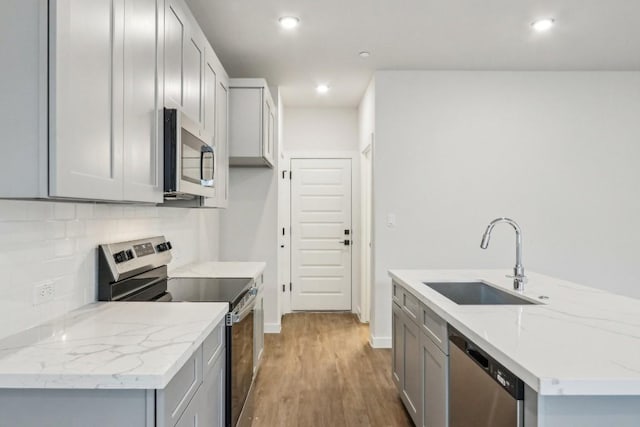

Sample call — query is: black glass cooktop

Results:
[167,277,253,308]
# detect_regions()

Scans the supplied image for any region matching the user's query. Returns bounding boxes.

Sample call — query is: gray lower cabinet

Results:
[0,319,226,427]
[392,282,449,427]
[422,331,448,427]
[392,302,404,388]
[401,305,423,425]
[175,350,225,427]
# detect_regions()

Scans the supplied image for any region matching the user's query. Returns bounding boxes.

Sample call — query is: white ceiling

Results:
[185,0,640,107]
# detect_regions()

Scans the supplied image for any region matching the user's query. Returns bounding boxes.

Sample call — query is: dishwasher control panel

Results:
[490,362,521,398]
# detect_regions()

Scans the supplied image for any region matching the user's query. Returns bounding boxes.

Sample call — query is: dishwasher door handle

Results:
[467,348,489,369]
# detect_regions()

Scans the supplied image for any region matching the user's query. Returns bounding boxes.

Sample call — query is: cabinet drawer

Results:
[392,282,402,305]
[203,320,225,376]
[422,304,449,354]
[402,290,421,322]
[157,347,203,427]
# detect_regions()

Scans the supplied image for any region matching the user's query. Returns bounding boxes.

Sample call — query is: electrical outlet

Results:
[33,282,55,305]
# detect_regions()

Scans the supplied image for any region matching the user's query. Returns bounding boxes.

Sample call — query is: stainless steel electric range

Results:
[98,236,255,427]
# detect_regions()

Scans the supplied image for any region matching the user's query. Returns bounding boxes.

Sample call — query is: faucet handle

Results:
[506,274,528,290]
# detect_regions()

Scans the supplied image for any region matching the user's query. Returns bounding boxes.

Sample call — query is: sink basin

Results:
[423,281,537,305]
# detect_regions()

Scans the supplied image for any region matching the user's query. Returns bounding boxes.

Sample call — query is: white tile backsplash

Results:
[0,199,220,340]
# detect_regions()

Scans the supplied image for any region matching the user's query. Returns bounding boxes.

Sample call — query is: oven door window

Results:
[181,128,215,187]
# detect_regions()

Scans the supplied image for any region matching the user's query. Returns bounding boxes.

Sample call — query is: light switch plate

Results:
[387,213,396,228]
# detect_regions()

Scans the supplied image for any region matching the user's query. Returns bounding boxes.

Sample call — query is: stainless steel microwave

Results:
[163,108,216,199]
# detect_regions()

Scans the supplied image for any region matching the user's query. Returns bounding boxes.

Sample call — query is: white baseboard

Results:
[264,322,281,334]
[369,335,392,348]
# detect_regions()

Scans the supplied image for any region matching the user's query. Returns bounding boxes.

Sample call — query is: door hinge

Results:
[289,171,292,179]
[282,170,287,179]
[282,227,285,236]
[282,284,285,292]
[289,282,292,292]
[225,313,233,326]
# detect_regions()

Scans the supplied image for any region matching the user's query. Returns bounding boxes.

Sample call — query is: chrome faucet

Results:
[480,218,527,290]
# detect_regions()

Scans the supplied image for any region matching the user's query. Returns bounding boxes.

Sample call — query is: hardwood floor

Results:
[249,313,413,427]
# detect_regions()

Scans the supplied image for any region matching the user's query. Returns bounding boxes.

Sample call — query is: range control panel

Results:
[111,241,173,264]
[113,249,135,264]
[98,235,174,299]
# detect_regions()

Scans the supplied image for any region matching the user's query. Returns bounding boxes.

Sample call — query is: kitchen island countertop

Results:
[389,269,640,396]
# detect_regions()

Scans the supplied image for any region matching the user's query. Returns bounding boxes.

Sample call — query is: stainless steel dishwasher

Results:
[449,327,524,427]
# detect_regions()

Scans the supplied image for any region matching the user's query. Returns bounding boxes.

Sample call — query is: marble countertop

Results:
[0,302,228,389]
[171,261,266,280]
[389,269,640,396]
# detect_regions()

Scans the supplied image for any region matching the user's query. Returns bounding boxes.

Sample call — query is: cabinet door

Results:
[268,107,275,164]
[164,0,187,108]
[422,334,449,427]
[183,31,204,124]
[402,313,422,426]
[49,0,124,201]
[200,348,226,427]
[201,77,228,209]
[229,87,263,158]
[122,0,162,203]
[216,80,229,207]
[392,302,404,390]
[262,97,274,165]
[203,49,217,138]
[174,391,201,427]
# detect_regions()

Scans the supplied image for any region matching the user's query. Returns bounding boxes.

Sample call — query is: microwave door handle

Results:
[200,146,214,187]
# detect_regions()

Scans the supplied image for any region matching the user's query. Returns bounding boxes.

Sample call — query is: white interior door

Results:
[291,158,352,311]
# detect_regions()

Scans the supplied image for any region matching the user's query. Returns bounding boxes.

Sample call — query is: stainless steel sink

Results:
[423,281,537,305]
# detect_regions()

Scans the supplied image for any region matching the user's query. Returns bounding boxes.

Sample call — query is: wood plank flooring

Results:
[249,313,413,427]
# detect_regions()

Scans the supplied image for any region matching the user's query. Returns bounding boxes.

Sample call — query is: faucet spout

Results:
[480,217,526,290]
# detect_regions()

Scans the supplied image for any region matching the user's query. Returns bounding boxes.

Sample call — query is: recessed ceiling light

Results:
[279,16,300,30]
[316,84,330,94]
[531,18,555,32]
[359,51,371,58]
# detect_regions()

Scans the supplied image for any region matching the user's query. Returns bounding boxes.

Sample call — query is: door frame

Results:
[360,138,374,323]
[279,151,361,315]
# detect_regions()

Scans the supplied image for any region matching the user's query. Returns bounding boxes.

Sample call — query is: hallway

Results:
[250,313,412,427]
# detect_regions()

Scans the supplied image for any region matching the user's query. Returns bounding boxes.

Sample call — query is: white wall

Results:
[283,107,359,152]
[221,89,281,332]
[371,71,640,344]
[0,200,219,340]
[220,167,280,331]
[281,107,361,315]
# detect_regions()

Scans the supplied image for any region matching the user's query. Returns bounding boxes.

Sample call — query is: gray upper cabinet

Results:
[2,0,163,203]
[123,0,164,203]
[200,40,229,208]
[164,0,229,208]
[229,79,276,168]
[215,80,229,207]
[183,32,204,125]
[164,0,187,110]
[203,53,217,138]
[49,0,125,201]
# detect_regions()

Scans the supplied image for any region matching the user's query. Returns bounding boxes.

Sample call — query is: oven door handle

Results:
[231,293,257,324]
